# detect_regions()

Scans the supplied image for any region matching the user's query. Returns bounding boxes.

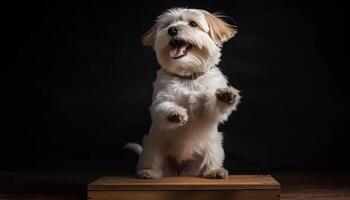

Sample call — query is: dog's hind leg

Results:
[136,135,164,179]
[201,136,228,179]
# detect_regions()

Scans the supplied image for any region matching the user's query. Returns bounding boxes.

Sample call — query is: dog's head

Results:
[142,8,237,76]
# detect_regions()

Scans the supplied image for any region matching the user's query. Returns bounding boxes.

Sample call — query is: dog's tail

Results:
[124,143,143,155]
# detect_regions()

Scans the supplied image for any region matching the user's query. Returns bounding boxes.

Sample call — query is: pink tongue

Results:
[169,45,187,58]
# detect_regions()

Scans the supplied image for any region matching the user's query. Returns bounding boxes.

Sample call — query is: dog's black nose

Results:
[168,26,179,36]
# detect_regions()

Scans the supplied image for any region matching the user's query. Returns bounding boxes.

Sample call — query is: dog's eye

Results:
[189,21,198,27]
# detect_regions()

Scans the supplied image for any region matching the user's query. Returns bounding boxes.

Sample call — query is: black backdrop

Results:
[2,0,349,172]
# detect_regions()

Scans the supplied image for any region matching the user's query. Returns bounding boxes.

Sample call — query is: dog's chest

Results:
[174,81,211,116]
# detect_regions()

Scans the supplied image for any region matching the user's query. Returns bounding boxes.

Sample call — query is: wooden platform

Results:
[88,175,280,200]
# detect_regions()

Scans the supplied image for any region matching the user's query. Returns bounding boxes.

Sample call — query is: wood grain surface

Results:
[88,190,280,200]
[88,175,280,190]
[88,175,280,200]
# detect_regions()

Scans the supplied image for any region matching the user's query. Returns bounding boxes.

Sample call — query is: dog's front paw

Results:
[216,86,240,105]
[137,169,162,179]
[203,168,229,179]
[167,109,188,126]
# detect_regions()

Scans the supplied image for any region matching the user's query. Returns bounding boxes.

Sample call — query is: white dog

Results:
[126,8,241,179]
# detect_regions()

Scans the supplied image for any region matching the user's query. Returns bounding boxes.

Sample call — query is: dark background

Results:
[2,0,349,173]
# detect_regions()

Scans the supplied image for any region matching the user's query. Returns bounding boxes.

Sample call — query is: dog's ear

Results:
[142,23,158,46]
[202,10,237,46]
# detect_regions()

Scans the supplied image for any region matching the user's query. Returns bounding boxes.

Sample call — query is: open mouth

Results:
[169,38,193,59]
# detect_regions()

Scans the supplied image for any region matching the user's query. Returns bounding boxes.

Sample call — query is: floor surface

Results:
[0,171,349,200]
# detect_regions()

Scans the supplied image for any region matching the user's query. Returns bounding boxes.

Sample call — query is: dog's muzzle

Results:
[169,38,193,59]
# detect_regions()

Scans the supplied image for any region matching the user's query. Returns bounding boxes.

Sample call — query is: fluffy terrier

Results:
[126,8,241,179]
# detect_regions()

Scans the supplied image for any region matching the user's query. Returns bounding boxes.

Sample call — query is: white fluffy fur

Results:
[127,8,241,179]
[154,9,220,77]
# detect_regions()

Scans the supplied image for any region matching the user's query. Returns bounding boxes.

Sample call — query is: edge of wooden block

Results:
[88,175,281,191]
